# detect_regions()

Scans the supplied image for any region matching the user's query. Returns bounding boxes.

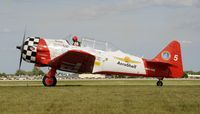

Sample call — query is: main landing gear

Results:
[42,68,57,86]
[156,77,164,87]
[156,80,163,86]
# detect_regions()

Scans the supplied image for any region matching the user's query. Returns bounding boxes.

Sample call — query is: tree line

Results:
[0,70,200,77]
[0,68,45,76]
[185,71,200,75]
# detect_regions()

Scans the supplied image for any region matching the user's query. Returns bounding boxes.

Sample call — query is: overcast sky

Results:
[0,0,200,73]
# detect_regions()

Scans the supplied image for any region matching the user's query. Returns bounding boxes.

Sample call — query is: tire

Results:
[42,76,57,87]
[156,81,163,86]
[160,81,163,86]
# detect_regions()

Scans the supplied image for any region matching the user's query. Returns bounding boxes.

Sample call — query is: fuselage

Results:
[21,37,183,78]
[22,37,150,76]
[17,37,184,86]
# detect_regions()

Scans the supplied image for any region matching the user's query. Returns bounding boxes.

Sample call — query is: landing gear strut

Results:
[42,68,57,86]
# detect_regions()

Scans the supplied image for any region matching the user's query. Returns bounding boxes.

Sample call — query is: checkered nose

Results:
[22,37,40,63]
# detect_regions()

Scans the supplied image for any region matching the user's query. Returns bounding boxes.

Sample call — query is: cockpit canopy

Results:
[81,38,119,51]
[65,35,119,51]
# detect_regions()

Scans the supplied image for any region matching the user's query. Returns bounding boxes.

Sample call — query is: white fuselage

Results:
[44,39,146,75]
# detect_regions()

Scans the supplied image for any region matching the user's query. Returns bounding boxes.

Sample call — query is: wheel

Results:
[42,76,57,86]
[156,81,163,86]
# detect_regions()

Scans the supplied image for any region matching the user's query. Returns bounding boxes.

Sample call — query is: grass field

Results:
[0,80,200,114]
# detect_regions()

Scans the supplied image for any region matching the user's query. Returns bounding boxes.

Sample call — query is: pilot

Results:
[72,36,81,46]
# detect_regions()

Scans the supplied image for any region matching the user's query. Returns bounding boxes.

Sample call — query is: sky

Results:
[0,0,200,74]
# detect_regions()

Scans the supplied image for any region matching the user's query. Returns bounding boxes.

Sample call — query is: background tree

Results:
[31,67,45,76]
[15,68,45,76]
[182,72,188,78]
[0,72,7,77]
[15,70,27,76]
[185,71,200,75]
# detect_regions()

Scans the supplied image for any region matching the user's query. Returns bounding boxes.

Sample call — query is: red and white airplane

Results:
[16,34,183,86]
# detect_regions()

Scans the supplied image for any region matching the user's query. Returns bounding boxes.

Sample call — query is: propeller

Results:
[16,27,27,70]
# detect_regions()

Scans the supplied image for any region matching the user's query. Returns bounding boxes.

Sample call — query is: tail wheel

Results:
[157,81,163,86]
[42,76,57,86]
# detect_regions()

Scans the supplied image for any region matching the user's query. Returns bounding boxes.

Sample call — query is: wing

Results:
[49,50,95,73]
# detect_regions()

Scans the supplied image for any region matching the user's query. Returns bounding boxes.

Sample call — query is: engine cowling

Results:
[22,37,40,63]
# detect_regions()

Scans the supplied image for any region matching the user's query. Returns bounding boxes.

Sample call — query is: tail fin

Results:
[153,40,183,78]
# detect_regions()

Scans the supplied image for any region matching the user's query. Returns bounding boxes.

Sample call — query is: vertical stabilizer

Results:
[153,41,183,78]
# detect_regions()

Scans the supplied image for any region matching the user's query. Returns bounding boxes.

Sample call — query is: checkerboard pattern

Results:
[22,37,40,63]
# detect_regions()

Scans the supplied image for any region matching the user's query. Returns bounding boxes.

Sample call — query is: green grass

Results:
[0,80,200,114]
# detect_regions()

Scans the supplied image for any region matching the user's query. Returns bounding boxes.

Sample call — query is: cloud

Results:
[70,0,200,20]
[170,9,200,31]
[0,48,15,52]
[3,0,198,22]
[0,28,11,33]
[128,0,200,7]
[182,40,192,44]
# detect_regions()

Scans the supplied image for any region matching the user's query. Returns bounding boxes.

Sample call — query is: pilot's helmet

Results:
[72,36,78,42]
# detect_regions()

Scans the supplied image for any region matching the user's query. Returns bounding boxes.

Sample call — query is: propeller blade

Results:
[19,52,23,70]
[16,46,21,50]
[18,26,27,70]
[22,28,26,48]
